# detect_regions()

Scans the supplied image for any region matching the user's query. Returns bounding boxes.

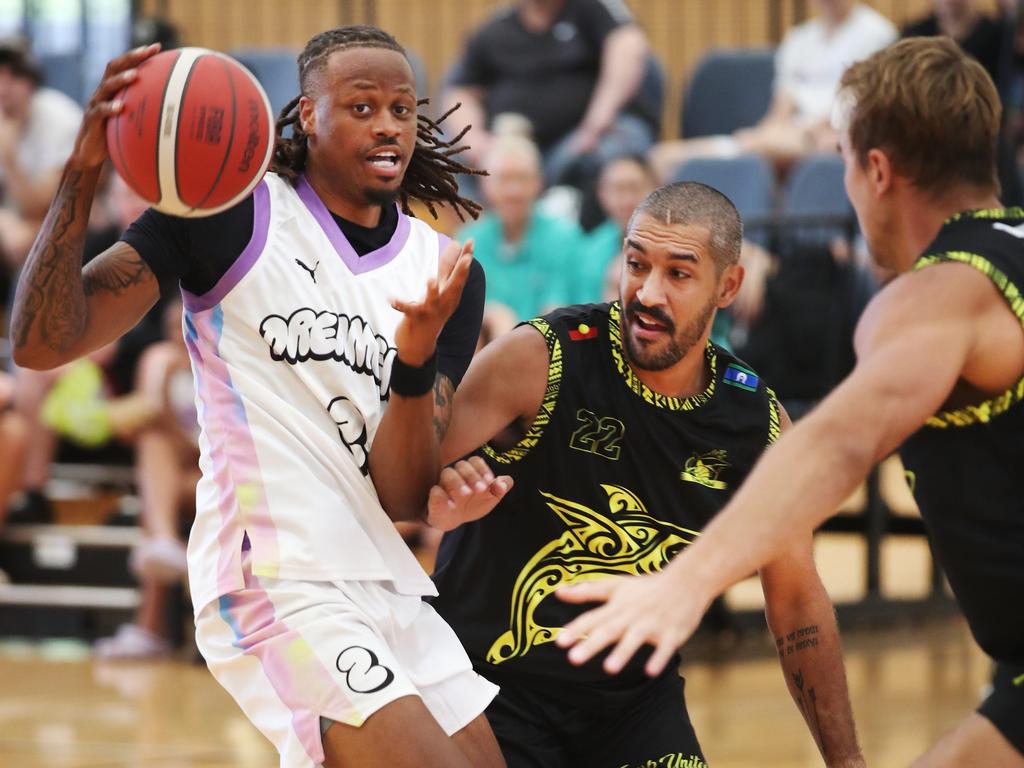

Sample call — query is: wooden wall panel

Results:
[137,0,997,137]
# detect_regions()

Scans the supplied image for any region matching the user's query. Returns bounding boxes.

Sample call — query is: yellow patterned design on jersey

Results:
[486,484,699,664]
[945,207,1024,222]
[484,318,562,464]
[766,386,781,445]
[608,302,717,411]
[913,251,1024,428]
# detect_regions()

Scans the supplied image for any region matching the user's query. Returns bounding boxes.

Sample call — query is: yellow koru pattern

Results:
[486,484,700,664]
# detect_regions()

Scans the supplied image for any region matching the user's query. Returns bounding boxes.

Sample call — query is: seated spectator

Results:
[0,39,82,267]
[650,0,896,180]
[96,299,199,660]
[903,0,1022,204]
[0,372,28,576]
[458,133,584,336]
[444,0,652,205]
[575,153,657,303]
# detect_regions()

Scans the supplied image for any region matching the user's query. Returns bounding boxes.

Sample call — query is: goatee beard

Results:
[622,297,716,372]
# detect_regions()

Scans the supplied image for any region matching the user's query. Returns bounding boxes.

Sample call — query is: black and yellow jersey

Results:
[900,208,1024,666]
[432,302,780,689]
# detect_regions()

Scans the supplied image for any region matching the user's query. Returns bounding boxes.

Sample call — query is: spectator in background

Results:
[576,153,656,304]
[0,374,27,570]
[650,0,896,180]
[96,298,199,660]
[444,0,652,223]
[0,40,82,267]
[459,133,583,338]
[903,0,1023,205]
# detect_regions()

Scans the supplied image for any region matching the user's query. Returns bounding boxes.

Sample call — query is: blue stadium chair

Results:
[231,48,299,120]
[779,154,853,251]
[680,48,775,139]
[39,52,84,105]
[669,154,775,245]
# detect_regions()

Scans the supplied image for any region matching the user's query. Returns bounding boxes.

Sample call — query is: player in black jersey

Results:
[556,37,1024,767]
[427,182,864,767]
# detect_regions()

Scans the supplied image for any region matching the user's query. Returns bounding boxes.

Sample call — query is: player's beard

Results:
[363,186,401,206]
[622,296,717,372]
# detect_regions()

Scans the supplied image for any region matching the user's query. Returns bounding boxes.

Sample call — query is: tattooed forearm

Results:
[432,374,455,441]
[11,168,95,354]
[776,624,819,658]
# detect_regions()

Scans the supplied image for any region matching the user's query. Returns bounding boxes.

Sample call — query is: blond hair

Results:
[835,37,1001,196]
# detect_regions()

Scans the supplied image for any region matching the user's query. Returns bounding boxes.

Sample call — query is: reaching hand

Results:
[555,570,711,677]
[392,239,474,365]
[68,43,161,171]
[427,456,513,532]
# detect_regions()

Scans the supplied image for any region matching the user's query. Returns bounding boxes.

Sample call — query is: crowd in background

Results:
[0,0,1020,658]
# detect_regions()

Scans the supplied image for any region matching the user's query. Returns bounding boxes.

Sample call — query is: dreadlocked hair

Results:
[271,25,485,221]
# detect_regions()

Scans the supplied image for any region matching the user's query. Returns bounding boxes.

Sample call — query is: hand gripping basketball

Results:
[68,44,162,171]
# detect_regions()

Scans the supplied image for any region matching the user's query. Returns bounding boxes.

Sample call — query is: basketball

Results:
[106,47,274,218]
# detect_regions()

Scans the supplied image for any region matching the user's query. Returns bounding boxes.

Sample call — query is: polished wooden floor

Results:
[0,618,991,767]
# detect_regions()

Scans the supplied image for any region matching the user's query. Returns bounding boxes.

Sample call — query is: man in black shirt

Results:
[427,182,863,767]
[558,37,1024,768]
[444,0,653,193]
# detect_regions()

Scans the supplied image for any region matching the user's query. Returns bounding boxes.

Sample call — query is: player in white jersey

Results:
[11,27,505,768]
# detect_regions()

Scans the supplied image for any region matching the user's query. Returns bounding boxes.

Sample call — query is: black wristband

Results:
[390,352,437,398]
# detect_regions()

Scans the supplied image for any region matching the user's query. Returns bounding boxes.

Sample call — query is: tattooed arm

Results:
[11,44,162,370]
[761,540,864,768]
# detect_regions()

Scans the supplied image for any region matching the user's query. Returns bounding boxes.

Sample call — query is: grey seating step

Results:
[0,583,139,609]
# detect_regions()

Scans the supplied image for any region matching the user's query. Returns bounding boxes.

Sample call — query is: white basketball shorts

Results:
[194,550,499,767]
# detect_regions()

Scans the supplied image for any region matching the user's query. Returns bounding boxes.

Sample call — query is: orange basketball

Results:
[106,47,275,217]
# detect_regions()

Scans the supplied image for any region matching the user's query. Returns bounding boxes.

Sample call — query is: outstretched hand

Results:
[392,239,474,365]
[427,456,513,531]
[69,43,162,170]
[555,570,711,677]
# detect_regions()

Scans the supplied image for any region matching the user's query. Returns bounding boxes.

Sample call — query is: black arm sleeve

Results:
[436,258,485,388]
[120,196,255,297]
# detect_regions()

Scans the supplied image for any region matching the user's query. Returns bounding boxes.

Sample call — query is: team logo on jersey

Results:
[723,363,759,392]
[487,484,699,664]
[680,449,729,490]
[335,645,394,694]
[294,257,319,283]
[259,309,396,400]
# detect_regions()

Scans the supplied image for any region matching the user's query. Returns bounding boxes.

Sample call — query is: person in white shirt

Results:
[10,26,506,768]
[649,0,897,180]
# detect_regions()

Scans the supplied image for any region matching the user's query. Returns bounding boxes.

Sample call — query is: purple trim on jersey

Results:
[296,174,410,275]
[181,181,271,313]
[437,231,451,257]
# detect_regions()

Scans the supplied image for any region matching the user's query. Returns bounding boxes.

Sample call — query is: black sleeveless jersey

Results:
[900,208,1024,665]
[432,302,780,689]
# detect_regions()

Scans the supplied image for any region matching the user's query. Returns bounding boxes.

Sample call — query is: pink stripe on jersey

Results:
[185,306,279,593]
[217,558,360,764]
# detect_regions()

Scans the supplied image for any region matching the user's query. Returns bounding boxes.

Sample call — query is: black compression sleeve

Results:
[436,258,485,388]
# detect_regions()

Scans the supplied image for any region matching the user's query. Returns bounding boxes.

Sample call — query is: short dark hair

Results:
[837,37,1000,196]
[0,40,41,87]
[628,182,743,273]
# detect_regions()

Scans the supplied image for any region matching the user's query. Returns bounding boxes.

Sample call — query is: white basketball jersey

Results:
[182,172,446,613]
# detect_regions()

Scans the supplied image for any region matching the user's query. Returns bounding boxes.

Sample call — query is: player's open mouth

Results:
[631,311,670,338]
[366,150,402,178]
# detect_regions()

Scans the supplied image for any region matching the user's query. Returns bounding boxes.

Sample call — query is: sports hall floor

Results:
[0,618,990,767]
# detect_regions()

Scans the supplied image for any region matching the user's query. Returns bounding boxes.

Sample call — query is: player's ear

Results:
[298,95,316,136]
[866,147,893,197]
[715,263,743,308]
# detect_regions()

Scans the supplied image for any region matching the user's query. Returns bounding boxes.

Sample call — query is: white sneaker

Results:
[94,624,171,660]
[130,537,187,583]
